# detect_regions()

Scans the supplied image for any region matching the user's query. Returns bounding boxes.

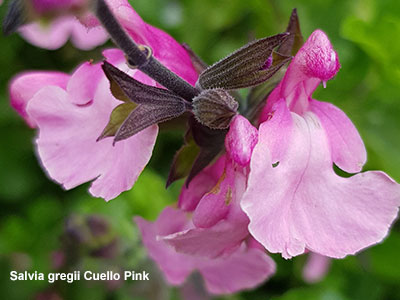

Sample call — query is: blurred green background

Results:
[0,0,399,299]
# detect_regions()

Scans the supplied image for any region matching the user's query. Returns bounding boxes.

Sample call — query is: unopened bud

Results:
[192,89,238,130]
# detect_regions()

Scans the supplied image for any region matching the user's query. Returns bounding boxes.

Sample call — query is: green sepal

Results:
[97,102,137,141]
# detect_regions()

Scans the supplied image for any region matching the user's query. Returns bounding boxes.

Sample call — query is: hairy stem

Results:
[94,0,199,101]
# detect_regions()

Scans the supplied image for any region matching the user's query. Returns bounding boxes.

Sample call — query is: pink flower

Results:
[170,116,260,258]
[135,117,274,294]
[241,30,400,259]
[19,17,108,50]
[9,4,197,200]
[11,0,108,50]
[30,0,88,14]
[135,207,275,295]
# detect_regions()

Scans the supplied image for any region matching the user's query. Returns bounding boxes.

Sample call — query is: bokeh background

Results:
[1,0,400,299]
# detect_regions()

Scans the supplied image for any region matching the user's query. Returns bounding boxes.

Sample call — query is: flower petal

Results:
[310,99,366,173]
[67,62,103,105]
[163,219,249,258]
[135,207,275,295]
[178,156,225,211]
[18,15,107,50]
[27,76,158,201]
[135,208,194,285]
[200,246,276,294]
[9,71,69,128]
[225,115,258,166]
[279,30,341,114]
[243,110,400,258]
[115,5,198,85]
[70,20,108,51]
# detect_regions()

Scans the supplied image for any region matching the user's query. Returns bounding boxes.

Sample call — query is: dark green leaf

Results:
[186,116,227,185]
[97,102,137,141]
[197,33,290,90]
[278,8,304,56]
[166,128,200,187]
[102,61,188,106]
[114,102,187,143]
[192,88,238,129]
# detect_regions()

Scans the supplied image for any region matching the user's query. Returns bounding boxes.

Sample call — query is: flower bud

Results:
[192,89,238,130]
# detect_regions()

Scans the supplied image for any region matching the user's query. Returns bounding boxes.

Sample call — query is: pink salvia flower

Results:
[16,0,109,50]
[19,17,108,50]
[164,118,259,259]
[136,119,266,293]
[135,207,276,295]
[9,4,197,200]
[25,61,158,201]
[241,30,400,259]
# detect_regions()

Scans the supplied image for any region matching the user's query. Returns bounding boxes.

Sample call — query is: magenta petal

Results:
[115,5,198,85]
[310,99,366,173]
[27,77,158,201]
[277,30,340,115]
[302,253,331,283]
[282,30,340,97]
[243,111,400,258]
[225,115,258,166]
[9,71,69,128]
[200,246,276,294]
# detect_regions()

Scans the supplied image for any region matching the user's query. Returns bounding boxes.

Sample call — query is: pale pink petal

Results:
[225,115,258,166]
[200,246,276,294]
[70,20,108,50]
[9,71,69,128]
[257,99,293,163]
[135,207,276,295]
[19,17,74,50]
[310,99,366,173]
[163,220,249,258]
[243,110,400,258]
[302,253,331,283]
[19,16,107,50]
[135,208,194,285]
[27,75,158,201]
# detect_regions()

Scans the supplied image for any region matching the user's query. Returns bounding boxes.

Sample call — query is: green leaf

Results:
[278,8,304,56]
[197,33,291,90]
[97,102,137,140]
[166,129,200,187]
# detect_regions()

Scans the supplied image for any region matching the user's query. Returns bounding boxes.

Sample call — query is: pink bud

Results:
[225,115,258,166]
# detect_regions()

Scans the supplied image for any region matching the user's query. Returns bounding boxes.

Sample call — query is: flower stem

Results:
[94,0,199,101]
